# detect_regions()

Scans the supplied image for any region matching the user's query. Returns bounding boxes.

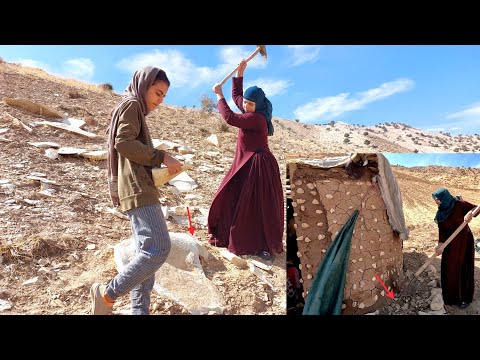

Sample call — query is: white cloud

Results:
[62,58,95,80]
[116,49,215,88]
[211,45,269,87]
[447,104,480,119]
[13,57,95,82]
[218,45,268,71]
[293,78,415,123]
[223,78,290,112]
[116,46,269,90]
[433,103,480,134]
[219,78,290,115]
[14,58,50,70]
[287,45,322,66]
[218,46,246,65]
[217,78,290,115]
[227,98,241,112]
[244,78,291,97]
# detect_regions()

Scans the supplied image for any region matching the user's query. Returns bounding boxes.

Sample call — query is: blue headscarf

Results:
[242,86,274,136]
[432,188,457,223]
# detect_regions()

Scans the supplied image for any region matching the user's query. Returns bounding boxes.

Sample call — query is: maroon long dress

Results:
[207,77,284,256]
[437,200,477,305]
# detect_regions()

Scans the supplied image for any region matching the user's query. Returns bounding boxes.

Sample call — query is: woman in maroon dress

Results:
[432,188,478,308]
[208,59,284,260]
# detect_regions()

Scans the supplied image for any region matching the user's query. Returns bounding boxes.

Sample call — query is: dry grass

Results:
[217,118,231,132]
[0,235,65,263]
[0,62,105,94]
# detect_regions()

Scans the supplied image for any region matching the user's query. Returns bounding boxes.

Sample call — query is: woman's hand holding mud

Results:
[163,153,182,174]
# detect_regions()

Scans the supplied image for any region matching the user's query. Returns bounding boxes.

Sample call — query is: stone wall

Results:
[288,161,403,314]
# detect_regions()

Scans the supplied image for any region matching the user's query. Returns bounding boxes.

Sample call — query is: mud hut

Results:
[286,153,409,314]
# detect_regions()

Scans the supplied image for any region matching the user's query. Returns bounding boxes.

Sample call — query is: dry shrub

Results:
[84,116,97,126]
[217,118,230,132]
[28,236,65,258]
[68,90,84,99]
[99,83,113,91]
[199,127,210,136]
[0,235,66,263]
[200,94,216,118]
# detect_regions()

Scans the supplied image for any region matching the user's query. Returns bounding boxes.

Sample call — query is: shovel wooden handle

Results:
[415,204,480,277]
[218,46,262,87]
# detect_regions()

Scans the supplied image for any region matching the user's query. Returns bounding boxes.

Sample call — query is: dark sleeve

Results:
[114,101,165,167]
[460,200,478,217]
[217,98,262,130]
[232,76,244,111]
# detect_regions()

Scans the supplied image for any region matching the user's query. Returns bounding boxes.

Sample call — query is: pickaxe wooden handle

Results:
[218,46,264,87]
[414,204,480,277]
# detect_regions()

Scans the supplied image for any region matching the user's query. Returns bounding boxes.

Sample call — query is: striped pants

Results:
[105,203,171,315]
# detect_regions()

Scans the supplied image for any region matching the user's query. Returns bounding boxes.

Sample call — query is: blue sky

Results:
[384,153,480,168]
[2,45,480,135]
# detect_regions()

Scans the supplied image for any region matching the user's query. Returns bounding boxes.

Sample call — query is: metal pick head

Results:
[257,45,267,60]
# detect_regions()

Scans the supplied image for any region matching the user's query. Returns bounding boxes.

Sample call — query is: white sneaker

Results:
[90,283,113,315]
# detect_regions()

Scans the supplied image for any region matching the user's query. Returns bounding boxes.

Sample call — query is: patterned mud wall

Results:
[288,162,403,315]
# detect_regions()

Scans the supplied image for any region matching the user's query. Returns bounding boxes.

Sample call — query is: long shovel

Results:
[402,204,480,296]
